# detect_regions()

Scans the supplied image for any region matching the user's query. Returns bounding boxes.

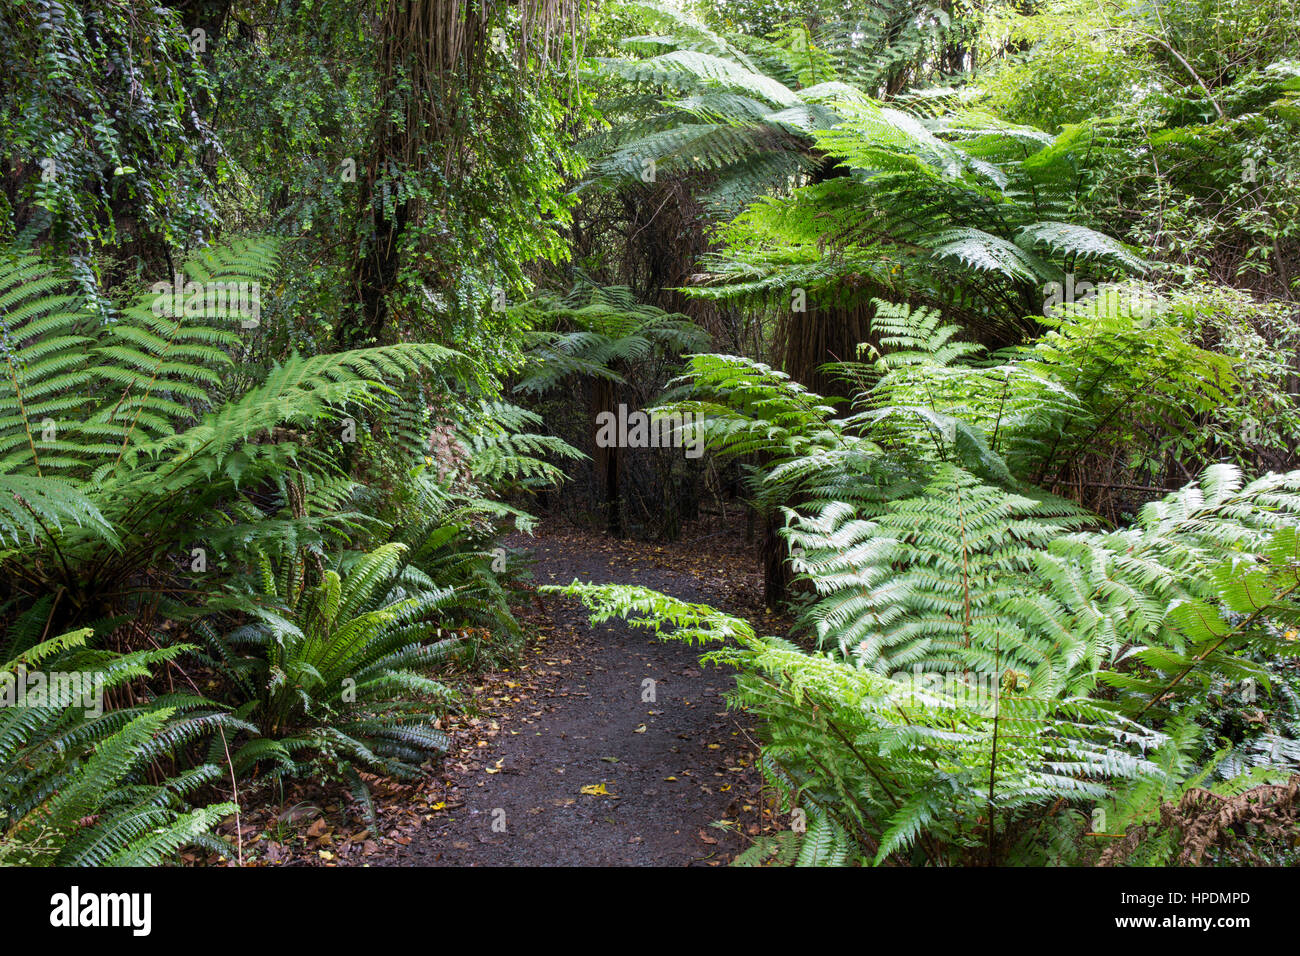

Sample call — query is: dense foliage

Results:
[2,0,1298,867]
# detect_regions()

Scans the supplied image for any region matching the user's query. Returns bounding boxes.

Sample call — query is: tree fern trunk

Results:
[762,510,788,607]
[779,300,873,402]
[764,299,875,606]
[592,376,622,537]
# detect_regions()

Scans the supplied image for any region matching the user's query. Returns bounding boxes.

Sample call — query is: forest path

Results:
[379,521,769,866]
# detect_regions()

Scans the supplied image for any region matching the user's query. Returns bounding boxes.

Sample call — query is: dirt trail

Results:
[382,523,767,866]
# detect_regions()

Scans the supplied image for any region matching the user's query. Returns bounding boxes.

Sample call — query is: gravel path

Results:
[382,525,766,866]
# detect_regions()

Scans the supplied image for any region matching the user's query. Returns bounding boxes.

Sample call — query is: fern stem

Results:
[12,492,74,588]
[801,747,882,859]
[1134,578,1300,720]
[803,686,943,864]
[4,353,43,477]
[986,639,1001,866]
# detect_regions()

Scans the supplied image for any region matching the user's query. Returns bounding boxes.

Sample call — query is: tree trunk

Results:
[591,377,622,537]
[762,510,788,608]
[779,299,874,404]
[765,300,879,607]
[342,176,407,347]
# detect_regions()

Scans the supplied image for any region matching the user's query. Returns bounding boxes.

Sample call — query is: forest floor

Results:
[207,517,784,867]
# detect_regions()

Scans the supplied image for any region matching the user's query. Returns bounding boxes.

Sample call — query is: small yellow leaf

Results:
[580,782,612,796]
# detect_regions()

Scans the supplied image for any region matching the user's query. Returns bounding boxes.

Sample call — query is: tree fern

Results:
[513,283,709,396]
[0,239,463,621]
[582,7,841,215]
[546,581,1167,865]
[692,97,1147,337]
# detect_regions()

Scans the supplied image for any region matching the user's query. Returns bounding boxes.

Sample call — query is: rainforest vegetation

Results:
[2,0,1299,870]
